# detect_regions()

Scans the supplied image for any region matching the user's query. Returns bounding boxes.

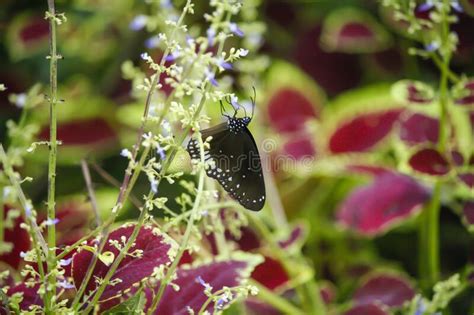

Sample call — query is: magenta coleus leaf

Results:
[321,8,392,53]
[282,134,317,160]
[278,223,307,249]
[267,88,318,133]
[337,173,430,236]
[399,113,439,145]
[150,258,259,314]
[328,109,401,153]
[353,273,415,307]
[251,256,289,290]
[408,148,450,176]
[295,25,362,95]
[392,80,434,105]
[0,205,31,270]
[459,173,474,188]
[72,224,177,306]
[39,118,116,146]
[344,303,389,315]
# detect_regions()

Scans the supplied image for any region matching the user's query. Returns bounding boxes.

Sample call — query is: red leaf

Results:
[38,118,116,146]
[267,88,318,133]
[337,173,430,235]
[344,303,389,315]
[282,135,317,160]
[251,256,289,290]
[321,9,391,54]
[400,113,439,145]
[353,273,415,307]
[408,148,450,176]
[19,17,49,43]
[151,259,256,314]
[294,25,362,96]
[329,110,401,153]
[0,205,30,269]
[72,224,176,308]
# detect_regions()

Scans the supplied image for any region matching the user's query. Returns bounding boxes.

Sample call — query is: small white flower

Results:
[140,52,150,60]
[15,93,27,108]
[120,148,131,158]
[58,280,75,289]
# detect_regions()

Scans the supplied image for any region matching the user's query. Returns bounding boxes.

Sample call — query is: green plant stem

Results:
[0,145,48,300]
[249,281,306,315]
[147,135,207,314]
[46,0,59,310]
[420,181,441,291]
[247,213,326,315]
[0,193,4,243]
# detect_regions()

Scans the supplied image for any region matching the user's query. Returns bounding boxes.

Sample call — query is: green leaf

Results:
[103,289,147,315]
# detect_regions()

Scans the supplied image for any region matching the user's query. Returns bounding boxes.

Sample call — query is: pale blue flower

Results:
[151,179,158,194]
[165,50,180,62]
[216,57,232,70]
[451,0,463,12]
[157,145,166,160]
[418,0,434,12]
[205,67,218,86]
[129,15,147,31]
[207,27,216,46]
[140,52,150,60]
[425,41,440,52]
[58,280,75,289]
[59,257,73,266]
[160,0,172,9]
[44,218,59,226]
[229,22,244,37]
[145,36,161,49]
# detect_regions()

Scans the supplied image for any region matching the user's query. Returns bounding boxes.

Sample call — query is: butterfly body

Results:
[187,116,266,211]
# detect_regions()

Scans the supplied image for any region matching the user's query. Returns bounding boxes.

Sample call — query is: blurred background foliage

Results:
[1,0,474,314]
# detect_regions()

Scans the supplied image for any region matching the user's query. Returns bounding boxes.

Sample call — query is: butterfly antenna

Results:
[220,100,230,118]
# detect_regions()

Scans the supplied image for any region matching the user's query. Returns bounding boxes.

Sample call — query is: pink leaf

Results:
[282,135,317,160]
[72,224,176,308]
[344,303,389,315]
[353,273,415,307]
[151,259,257,314]
[408,148,450,176]
[267,88,318,133]
[337,173,430,236]
[399,113,439,145]
[328,109,402,153]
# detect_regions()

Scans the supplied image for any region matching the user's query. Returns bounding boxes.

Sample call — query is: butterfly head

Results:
[228,116,251,134]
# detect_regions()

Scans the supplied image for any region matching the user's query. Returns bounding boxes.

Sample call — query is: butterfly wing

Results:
[187,124,266,211]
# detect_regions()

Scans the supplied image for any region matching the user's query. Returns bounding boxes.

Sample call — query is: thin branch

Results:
[80,160,101,227]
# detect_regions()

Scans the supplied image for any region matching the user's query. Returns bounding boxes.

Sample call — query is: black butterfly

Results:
[186,92,265,211]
